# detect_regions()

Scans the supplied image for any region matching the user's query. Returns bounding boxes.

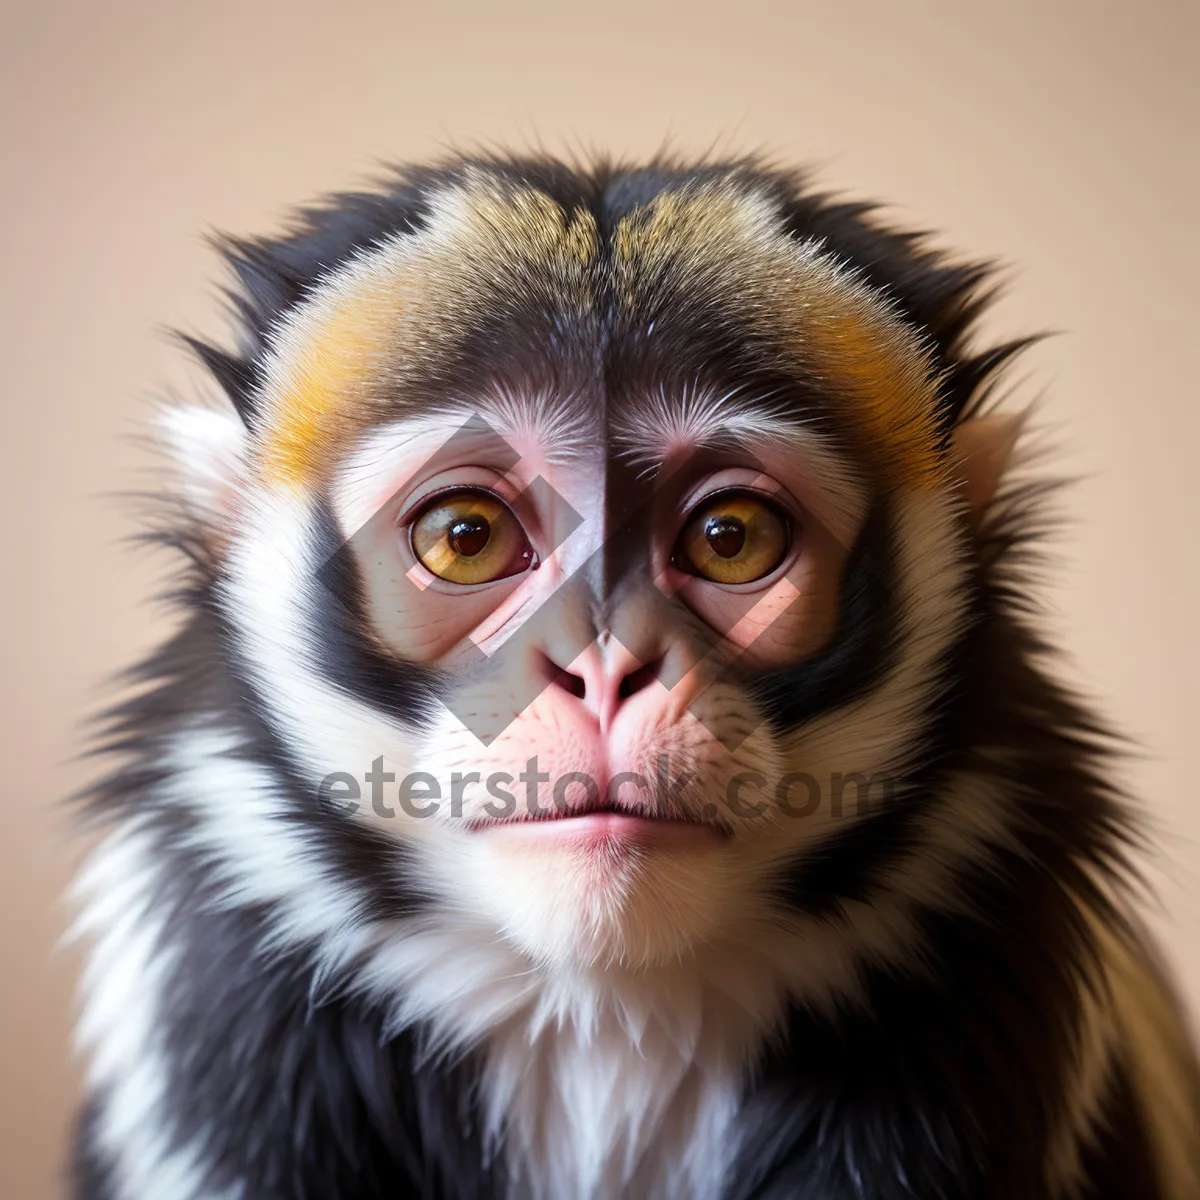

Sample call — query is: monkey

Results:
[69,154,1200,1200]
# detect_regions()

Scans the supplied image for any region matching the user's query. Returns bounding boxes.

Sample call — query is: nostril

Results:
[618,657,663,701]
[538,652,587,699]
[553,668,587,699]
[539,651,663,708]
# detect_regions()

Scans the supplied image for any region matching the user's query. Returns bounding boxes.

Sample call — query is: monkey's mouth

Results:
[470,803,731,850]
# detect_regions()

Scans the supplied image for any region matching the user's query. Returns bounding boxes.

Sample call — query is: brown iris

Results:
[674,491,791,584]
[410,490,534,584]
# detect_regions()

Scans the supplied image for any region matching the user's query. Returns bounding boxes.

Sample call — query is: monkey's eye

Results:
[673,491,791,585]
[409,489,536,585]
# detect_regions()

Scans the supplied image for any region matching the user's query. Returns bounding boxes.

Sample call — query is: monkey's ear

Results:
[951,412,1025,515]
[156,406,247,546]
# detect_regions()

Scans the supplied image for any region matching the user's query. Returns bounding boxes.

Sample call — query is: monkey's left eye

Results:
[673,491,792,585]
[409,489,536,585]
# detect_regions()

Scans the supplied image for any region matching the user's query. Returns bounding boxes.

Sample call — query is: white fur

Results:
[220,484,421,798]
[155,405,246,528]
[1044,942,1120,1199]
[166,729,380,981]
[1090,907,1200,1199]
[70,823,240,1200]
[330,392,596,538]
[358,912,819,1200]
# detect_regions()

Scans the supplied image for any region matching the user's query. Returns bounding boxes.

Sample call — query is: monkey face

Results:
[313,401,860,969]
[188,167,984,975]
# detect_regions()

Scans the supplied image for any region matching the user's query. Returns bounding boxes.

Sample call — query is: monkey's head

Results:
[167,159,1018,981]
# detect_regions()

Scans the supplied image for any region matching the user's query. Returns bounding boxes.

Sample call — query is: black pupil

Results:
[704,515,746,558]
[449,515,491,557]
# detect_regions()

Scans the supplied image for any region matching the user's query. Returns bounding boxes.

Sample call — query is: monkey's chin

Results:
[466,825,732,970]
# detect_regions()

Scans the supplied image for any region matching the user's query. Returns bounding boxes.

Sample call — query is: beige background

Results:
[3,1,1198,1195]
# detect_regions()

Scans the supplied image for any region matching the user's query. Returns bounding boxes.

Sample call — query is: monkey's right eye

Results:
[409,489,536,585]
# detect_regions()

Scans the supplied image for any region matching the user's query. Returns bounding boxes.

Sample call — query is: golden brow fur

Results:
[251,166,946,490]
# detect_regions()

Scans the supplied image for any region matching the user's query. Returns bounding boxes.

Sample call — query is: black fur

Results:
[72,1102,115,1200]
[310,497,446,733]
[750,497,901,733]
[154,893,497,1200]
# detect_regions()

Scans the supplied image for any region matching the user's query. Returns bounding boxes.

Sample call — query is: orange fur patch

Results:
[262,285,404,486]
[255,176,598,488]
[613,185,945,490]
[255,170,942,491]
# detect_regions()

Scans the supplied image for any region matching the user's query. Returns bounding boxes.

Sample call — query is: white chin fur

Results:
[427,831,744,971]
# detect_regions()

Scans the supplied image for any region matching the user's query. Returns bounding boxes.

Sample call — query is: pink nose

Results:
[541,641,665,732]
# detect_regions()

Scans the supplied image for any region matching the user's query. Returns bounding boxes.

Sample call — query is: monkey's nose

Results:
[540,643,665,731]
